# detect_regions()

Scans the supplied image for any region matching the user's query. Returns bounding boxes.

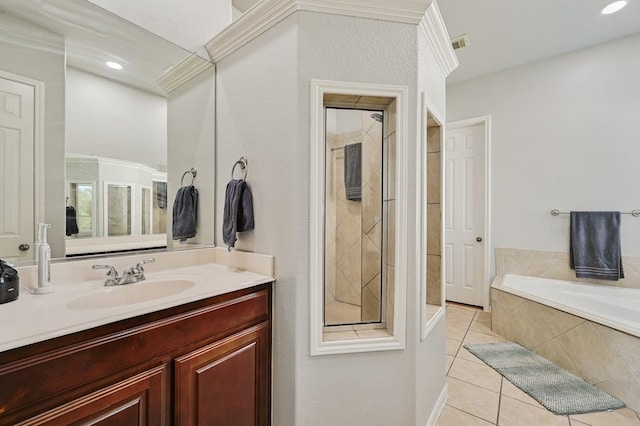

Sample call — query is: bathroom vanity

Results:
[0,250,273,425]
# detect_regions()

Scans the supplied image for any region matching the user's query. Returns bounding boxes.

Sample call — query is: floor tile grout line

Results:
[444,403,499,425]
[496,377,503,426]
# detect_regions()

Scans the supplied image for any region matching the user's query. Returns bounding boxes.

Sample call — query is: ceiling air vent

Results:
[451,34,470,50]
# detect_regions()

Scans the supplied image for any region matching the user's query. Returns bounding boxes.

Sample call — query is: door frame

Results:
[445,115,492,310]
[0,69,45,249]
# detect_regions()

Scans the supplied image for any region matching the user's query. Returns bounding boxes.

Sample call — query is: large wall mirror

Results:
[0,0,210,262]
[310,80,408,356]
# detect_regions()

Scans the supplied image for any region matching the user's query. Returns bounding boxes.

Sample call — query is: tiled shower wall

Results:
[360,113,383,322]
[326,129,364,308]
[496,247,640,289]
[426,124,441,306]
[325,112,385,319]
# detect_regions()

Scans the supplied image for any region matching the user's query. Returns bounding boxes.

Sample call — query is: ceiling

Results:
[0,0,191,95]
[437,0,640,85]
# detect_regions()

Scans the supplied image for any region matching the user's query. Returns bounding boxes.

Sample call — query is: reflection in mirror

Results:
[106,184,131,236]
[65,154,167,255]
[311,81,406,354]
[324,108,385,326]
[0,0,207,261]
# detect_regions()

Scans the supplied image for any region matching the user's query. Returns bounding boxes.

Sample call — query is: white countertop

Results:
[0,251,274,353]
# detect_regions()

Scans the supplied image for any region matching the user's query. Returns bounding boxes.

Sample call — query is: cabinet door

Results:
[175,322,270,426]
[18,366,166,426]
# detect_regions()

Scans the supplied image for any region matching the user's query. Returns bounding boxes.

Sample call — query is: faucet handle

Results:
[92,264,119,280]
[136,258,156,272]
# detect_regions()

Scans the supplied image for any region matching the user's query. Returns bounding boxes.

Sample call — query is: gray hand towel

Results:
[223,179,254,249]
[172,185,198,241]
[344,143,362,201]
[569,211,624,281]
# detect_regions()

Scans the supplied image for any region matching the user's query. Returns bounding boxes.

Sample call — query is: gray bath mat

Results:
[463,341,626,415]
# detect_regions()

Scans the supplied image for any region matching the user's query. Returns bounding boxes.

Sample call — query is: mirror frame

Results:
[309,79,408,356]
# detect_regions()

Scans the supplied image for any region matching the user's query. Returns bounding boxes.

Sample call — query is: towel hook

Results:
[231,157,248,181]
[181,168,197,186]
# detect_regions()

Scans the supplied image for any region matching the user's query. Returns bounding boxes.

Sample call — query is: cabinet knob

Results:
[19,243,30,251]
[476,237,483,243]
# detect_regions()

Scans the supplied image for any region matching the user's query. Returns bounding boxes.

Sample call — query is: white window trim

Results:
[309,79,408,356]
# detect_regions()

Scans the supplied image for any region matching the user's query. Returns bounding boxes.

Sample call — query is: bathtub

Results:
[496,274,640,338]
[491,274,640,411]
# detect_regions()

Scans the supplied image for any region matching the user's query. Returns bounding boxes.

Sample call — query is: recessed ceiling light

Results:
[601,0,627,15]
[106,61,123,70]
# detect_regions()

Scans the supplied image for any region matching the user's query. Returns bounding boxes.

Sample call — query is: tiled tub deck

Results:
[492,277,640,412]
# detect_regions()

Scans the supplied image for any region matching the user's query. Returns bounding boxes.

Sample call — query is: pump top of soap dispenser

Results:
[37,223,51,242]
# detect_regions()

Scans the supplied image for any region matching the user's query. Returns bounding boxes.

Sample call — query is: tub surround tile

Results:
[595,374,640,413]
[592,323,640,373]
[556,322,632,385]
[499,395,570,426]
[538,303,586,337]
[570,407,640,425]
[507,301,558,349]
[492,288,526,316]
[446,377,500,424]
[495,248,640,289]
[534,339,581,378]
[492,287,640,413]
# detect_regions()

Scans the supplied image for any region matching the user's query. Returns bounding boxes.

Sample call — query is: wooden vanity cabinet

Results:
[0,283,272,425]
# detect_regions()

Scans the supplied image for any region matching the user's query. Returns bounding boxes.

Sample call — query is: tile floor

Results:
[437,303,640,426]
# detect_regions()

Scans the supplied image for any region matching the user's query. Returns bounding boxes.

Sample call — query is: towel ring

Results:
[181,168,197,186]
[231,157,248,181]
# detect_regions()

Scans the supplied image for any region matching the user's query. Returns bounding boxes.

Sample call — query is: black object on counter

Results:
[0,259,19,304]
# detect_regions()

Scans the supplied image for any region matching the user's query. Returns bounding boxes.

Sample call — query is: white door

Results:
[0,76,35,260]
[444,123,486,306]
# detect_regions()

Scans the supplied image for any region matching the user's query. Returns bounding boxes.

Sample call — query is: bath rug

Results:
[463,341,626,415]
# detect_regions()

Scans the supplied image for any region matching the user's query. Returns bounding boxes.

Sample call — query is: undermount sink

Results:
[67,278,197,310]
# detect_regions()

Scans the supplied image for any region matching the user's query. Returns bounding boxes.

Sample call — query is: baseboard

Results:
[426,383,448,426]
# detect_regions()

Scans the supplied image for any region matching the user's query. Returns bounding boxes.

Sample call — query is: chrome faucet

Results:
[92,258,156,286]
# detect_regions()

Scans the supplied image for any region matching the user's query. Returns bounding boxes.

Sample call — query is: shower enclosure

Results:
[324,107,388,326]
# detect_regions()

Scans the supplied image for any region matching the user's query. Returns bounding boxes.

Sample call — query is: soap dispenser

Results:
[33,223,53,294]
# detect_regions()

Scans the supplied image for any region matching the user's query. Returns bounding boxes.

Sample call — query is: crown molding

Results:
[419,0,458,76]
[155,53,214,94]
[206,0,432,63]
